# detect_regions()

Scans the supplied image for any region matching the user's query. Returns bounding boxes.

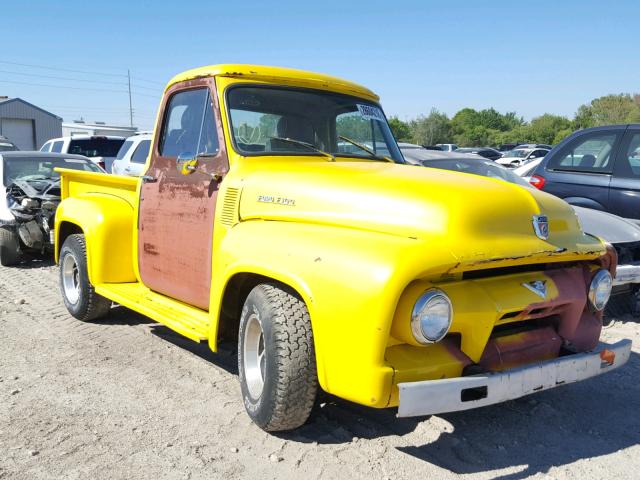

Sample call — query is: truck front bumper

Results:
[397,339,631,417]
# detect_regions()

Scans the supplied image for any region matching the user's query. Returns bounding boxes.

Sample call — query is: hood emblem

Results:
[522,280,547,299]
[532,215,549,240]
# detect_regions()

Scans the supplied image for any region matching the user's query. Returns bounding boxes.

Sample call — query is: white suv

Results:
[111,133,152,177]
[40,135,126,172]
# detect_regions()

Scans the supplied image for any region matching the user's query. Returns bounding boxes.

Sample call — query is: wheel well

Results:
[57,222,83,255]
[217,273,306,344]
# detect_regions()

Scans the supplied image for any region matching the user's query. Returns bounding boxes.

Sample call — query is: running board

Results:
[95,282,209,342]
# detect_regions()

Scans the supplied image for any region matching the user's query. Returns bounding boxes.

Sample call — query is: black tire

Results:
[238,283,317,431]
[0,227,22,266]
[59,234,111,321]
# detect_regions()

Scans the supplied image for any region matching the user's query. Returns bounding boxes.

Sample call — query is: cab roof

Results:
[166,64,379,102]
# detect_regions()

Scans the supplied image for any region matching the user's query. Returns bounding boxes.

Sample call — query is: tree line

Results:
[388,93,640,147]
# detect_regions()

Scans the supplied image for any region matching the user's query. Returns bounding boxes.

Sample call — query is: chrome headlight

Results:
[411,289,453,344]
[589,269,612,311]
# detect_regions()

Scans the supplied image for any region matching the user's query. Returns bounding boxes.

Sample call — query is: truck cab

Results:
[54,65,631,431]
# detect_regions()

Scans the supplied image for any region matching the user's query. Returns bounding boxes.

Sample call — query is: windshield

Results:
[68,138,125,157]
[421,158,531,187]
[504,149,528,158]
[227,86,403,163]
[3,156,102,184]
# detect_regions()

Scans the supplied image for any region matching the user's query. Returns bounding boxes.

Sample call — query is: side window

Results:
[116,140,134,160]
[40,142,51,152]
[614,131,640,179]
[51,141,63,153]
[131,140,151,164]
[548,132,618,174]
[160,88,219,157]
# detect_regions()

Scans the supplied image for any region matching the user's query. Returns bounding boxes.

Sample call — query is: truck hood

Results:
[238,160,604,269]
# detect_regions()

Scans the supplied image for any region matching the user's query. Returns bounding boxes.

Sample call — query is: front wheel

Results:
[238,283,317,431]
[59,234,111,321]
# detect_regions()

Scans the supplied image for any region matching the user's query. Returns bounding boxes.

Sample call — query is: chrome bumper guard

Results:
[397,339,632,418]
[613,264,640,286]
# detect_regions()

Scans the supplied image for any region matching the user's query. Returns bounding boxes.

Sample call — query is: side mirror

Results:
[177,152,198,175]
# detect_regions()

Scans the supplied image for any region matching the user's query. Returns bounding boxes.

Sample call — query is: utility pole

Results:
[127,69,133,128]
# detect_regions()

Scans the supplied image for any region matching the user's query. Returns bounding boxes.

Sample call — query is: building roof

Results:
[0,97,62,120]
[167,64,379,101]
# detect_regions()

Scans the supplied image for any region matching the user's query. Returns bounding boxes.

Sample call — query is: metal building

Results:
[0,97,62,150]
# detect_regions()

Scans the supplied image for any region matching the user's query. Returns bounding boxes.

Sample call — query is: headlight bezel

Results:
[588,269,613,311]
[411,288,453,344]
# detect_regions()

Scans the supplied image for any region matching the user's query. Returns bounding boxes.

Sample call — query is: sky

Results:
[1,0,639,130]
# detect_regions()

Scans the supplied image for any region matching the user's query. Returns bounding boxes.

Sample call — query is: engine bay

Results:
[6,178,61,252]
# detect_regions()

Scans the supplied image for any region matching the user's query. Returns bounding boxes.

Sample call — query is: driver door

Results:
[137,78,228,310]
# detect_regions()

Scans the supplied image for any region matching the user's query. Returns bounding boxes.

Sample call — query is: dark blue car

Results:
[530,124,640,222]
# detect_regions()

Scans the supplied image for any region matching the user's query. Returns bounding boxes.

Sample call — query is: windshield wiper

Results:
[338,136,395,163]
[268,137,335,162]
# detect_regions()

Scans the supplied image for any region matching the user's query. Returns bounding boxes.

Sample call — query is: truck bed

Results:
[56,169,139,205]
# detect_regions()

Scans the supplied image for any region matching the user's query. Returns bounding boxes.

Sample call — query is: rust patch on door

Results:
[137,76,229,310]
[143,243,159,256]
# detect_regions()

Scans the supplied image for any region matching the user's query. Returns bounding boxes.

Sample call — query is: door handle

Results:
[141,175,157,183]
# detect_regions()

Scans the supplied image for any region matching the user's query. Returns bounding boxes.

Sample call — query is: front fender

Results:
[55,194,136,284]
[209,220,453,407]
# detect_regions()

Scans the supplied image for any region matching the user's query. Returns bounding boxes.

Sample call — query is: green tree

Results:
[387,116,411,141]
[450,108,524,146]
[553,127,573,145]
[410,109,451,145]
[336,114,371,140]
[574,94,640,128]
[527,114,571,144]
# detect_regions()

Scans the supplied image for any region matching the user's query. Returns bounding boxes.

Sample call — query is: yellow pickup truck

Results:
[54,64,631,431]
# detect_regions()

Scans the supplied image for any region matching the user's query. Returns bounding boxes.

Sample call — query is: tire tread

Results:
[247,283,317,431]
[60,234,111,322]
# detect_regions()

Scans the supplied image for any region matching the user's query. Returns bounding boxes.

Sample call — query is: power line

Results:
[0,59,127,78]
[130,76,166,87]
[0,68,160,92]
[0,79,159,98]
[0,59,167,88]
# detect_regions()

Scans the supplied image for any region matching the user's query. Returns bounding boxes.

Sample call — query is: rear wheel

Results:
[0,227,21,266]
[238,283,317,431]
[59,234,111,321]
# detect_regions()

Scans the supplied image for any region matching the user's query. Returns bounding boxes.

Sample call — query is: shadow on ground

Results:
[93,303,639,478]
[13,255,56,269]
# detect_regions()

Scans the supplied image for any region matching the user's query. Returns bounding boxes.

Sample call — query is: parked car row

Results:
[39,132,152,175]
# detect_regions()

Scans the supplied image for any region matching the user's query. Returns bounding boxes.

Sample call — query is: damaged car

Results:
[0,152,104,266]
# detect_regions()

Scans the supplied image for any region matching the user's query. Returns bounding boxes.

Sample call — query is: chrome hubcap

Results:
[62,254,80,305]
[243,313,266,399]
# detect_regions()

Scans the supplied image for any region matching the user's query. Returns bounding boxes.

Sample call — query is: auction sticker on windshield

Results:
[357,104,385,122]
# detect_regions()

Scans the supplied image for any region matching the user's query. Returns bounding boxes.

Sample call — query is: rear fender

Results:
[55,194,136,284]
